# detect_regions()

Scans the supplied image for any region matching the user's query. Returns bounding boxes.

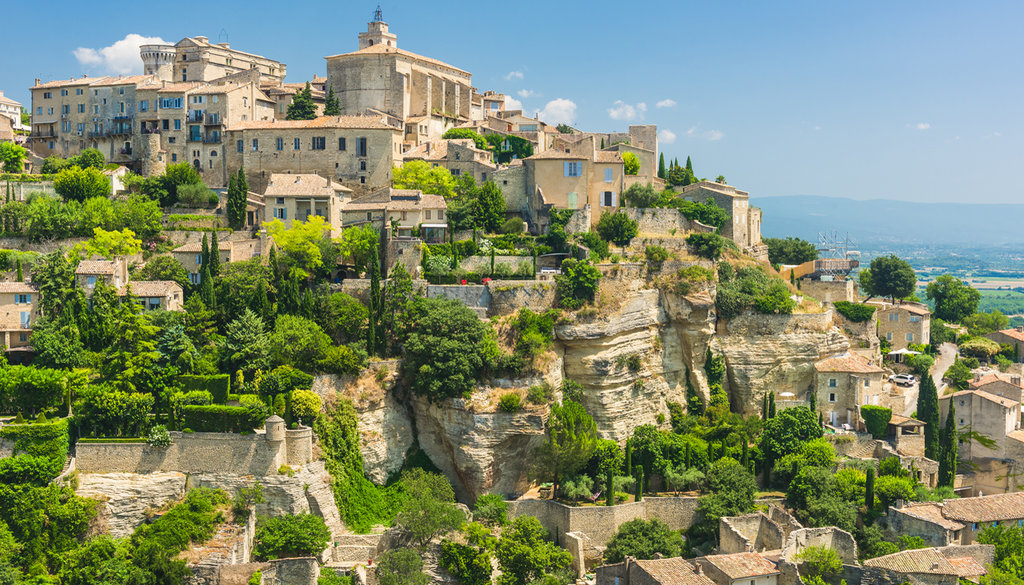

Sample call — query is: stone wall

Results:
[800,279,856,305]
[564,205,591,234]
[4,181,57,200]
[386,237,421,278]
[624,207,714,237]
[495,164,528,214]
[426,284,490,309]
[458,254,530,274]
[507,496,701,548]
[75,429,311,475]
[260,557,320,585]
[488,281,556,316]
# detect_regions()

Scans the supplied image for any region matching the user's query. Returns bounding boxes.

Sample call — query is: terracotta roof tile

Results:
[324,44,470,76]
[815,352,885,374]
[946,389,1018,409]
[970,372,1023,390]
[635,558,717,585]
[75,260,118,275]
[0,282,38,294]
[864,548,956,574]
[941,492,1024,523]
[129,281,182,297]
[946,557,987,579]
[263,173,350,197]
[700,553,779,579]
[174,240,233,253]
[895,503,964,531]
[594,151,623,163]
[33,76,111,89]
[991,328,1024,343]
[889,414,925,427]
[342,188,446,212]
[89,75,157,87]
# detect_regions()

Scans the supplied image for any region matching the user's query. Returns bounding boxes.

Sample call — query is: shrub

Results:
[861,405,892,439]
[53,166,110,201]
[906,354,935,377]
[239,395,272,429]
[253,514,330,560]
[176,183,218,207]
[578,230,610,258]
[834,301,876,323]
[232,482,265,522]
[473,493,508,526]
[147,425,171,447]
[555,258,601,309]
[0,454,63,486]
[499,217,524,234]
[596,211,639,246]
[526,383,553,405]
[130,487,230,579]
[673,265,716,295]
[181,405,255,433]
[498,393,522,413]
[74,388,154,438]
[0,417,70,461]
[561,379,584,403]
[796,545,843,580]
[687,232,725,260]
[177,374,231,404]
[604,518,683,563]
[248,570,262,585]
[646,245,669,265]
[716,264,795,319]
[291,389,322,426]
[170,390,213,421]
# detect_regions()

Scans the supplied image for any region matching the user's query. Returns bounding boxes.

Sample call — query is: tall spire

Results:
[372,5,383,22]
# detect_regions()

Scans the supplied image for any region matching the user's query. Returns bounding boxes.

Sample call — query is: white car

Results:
[889,374,916,386]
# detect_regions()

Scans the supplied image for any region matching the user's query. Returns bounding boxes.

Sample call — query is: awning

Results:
[887,348,922,355]
[420,224,448,228]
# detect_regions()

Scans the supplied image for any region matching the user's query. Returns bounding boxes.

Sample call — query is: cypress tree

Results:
[625,442,632,474]
[685,155,693,173]
[200,234,210,269]
[208,238,221,276]
[236,168,248,208]
[323,86,342,116]
[819,411,824,426]
[658,153,666,179]
[199,264,214,307]
[939,399,957,487]
[762,393,769,421]
[367,238,381,356]
[16,259,22,282]
[809,386,817,412]
[741,437,749,468]
[605,467,614,507]
[919,373,941,460]
[634,465,643,502]
[269,246,280,285]
[601,138,605,149]
[227,168,247,230]
[865,467,875,510]
[768,393,776,418]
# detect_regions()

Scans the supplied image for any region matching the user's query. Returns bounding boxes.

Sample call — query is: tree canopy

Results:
[765,237,819,266]
[861,255,916,301]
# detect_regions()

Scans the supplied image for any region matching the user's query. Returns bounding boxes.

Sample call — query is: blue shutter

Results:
[564,162,570,177]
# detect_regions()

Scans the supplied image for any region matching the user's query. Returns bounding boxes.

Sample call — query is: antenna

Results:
[372,5,383,22]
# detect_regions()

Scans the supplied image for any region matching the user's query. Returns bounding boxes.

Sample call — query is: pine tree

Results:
[286,82,318,120]
[208,237,221,276]
[367,239,381,356]
[938,399,957,487]
[199,264,215,307]
[323,86,342,116]
[16,259,22,282]
[658,153,666,179]
[918,373,941,460]
[865,468,875,509]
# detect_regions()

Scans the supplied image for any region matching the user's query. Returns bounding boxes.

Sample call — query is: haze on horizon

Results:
[1,0,1019,205]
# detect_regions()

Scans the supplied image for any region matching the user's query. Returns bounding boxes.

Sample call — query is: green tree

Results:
[603,519,682,563]
[394,469,465,547]
[227,168,248,230]
[596,211,638,246]
[687,232,726,260]
[75,227,142,259]
[268,314,333,370]
[796,546,843,580]
[198,264,215,307]
[977,525,1024,580]
[760,407,823,465]
[377,549,430,585]
[938,399,957,487]
[323,86,342,116]
[99,300,160,393]
[441,128,490,151]
[865,467,875,509]
[336,224,379,275]
[532,401,597,498]
[53,167,111,202]
[30,317,84,370]
[252,514,330,560]
[264,216,331,279]
[874,475,915,509]
[555,258,601,309]
[764,237,819,265]
[325,292,368,345]
[286,82,318,120]
[473,494,508,526]
[135,255,190,290]
[74,148,106,170]
[0,142,28,173]
[392,160,456,197]
[440,540,492,585]
[964,310,1010,336]
[658,153,666,179]
[155,162,203,206]
[474,180,506,233]
[367,238,382,356]
[622,152,640,175]
[224,309,270,378]
[864,255,916,302]
[918,373,941,460]
[495,516,572,585]
[926,274,981,323]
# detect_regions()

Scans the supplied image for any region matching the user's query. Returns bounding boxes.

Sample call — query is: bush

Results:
[170,390,213,421]
[239,395,272,429]
[716,264,795,319]
[906,354,935,377]
[74,388,154,438]
[147,425,171,447]
[53,166,110,201]
[596,211,639,246]
[0,418,70,461]
[834,301,876,323]
[473,493,508,526]
[578,230,610,259]
[0,454,63,486]
[604,518,683,563]
[177,374,231,404]
[291,389,322,426]
[253,514,331,560]
[555,258,601,309]
[248,570,262,585]
[181,405,255,433]
[526,383,553,405]
[687,232,725,260]
[499,218,524,234]
[673,265,716,295]
[861,405,892,439]
[796,545,843,580]
[646,245,669,265]
[498,393,522,413]
[176,183,218,207]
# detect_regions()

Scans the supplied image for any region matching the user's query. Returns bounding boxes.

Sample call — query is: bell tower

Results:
[358,6,398,49]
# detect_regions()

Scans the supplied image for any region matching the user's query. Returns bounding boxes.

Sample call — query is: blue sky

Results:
[3,1,1021,204]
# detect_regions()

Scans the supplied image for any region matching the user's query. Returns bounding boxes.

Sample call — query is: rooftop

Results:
[990,327,1024,343]
[970,372,1023,389]
[342,188,446,212]
[678,180,751,199]
[889,413,926,427]
[815,352,885,374]
[129,281,183,297]
[173,240,233,253]
[635,558,717,585]
[32,76,111,89]
[941,491,1024,523]
[0,282,37,294]
[946,557,987,579]
[700,552,779,579]
[263,173,351,197]
[75,260,119,275]
[324,44,470,77]
[945,389,1019,409]
[895,503,964,531]
[864,548,956,575]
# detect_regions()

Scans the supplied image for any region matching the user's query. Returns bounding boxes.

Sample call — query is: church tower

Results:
[358,6,398,49]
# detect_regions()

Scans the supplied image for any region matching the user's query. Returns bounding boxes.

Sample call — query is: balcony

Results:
[203,135,221,144]
[187,111,204,123]
[204,114,222,125]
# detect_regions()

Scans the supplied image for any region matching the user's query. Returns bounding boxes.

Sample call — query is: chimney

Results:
[34,79,40,86]
[1012,376,1021,387]
[696,563,704,576]
[1016,326,1023,333]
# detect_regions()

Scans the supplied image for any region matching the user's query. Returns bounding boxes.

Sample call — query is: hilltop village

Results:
[0,11,1022,585]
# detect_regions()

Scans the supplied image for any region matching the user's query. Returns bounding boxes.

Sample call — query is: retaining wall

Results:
[488,281,556,316]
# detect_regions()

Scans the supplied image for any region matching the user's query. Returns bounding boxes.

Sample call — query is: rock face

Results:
[354,390,414,485]
[716,311,849,415]
[77,472,187,538]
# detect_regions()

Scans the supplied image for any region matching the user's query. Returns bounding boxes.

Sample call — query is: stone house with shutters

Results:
[597,556,719,585]
[862,546,990,585]
[695,552,780,585]
[813,351,887,429]
[129,280,184,312]
[402,138,497,184]
[262,173,352,234]
[339,187,447,242]
[171,239,262,285]
[75,259,129,294]
[985,327,1024,362]
[675,181,767,261]
[890,492,1024,545]
[0,282,39,353]
[871,301,931,351]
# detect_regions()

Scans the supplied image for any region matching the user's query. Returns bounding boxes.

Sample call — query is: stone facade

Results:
[940,389,1021,462]
[403,138,497,184]
[814,352,887,428]
[719,506,802,554]
[0,282,39,351]
[986,328,1024,362]
[872,301,931,351]
[800,278,857,305]
[675,181,766,261]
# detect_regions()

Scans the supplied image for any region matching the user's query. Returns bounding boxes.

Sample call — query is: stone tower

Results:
[140,43,176,82]
[358,6,398,49]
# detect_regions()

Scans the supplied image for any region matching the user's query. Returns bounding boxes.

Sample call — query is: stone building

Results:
[696,552,780,585]
[968,372,1024,402]
[0,91,25,131]
[260,80,326,120]
[223,115,403,194]
[871,301,931,351]
[75,258,128,293]
[596,557,717,585]
[985,327,1024,362]
[0,282,39,353]
[141,36,285,84]
[813,352,886,428]
[340,187,447,241]
[890,492,1024,545]
[863,547,990,585]
[29,75,114,157]
[325,12,473,134]
[675,181,767,261]
[171,239,262,285]
[402,138,497,184]
[129,280,184,311]
[939,389,1021,463]
[262,173,352,233]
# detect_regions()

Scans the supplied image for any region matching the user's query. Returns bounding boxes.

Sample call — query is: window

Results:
[605,168,613,182]
[60,89,67,96]
[86,276,96,287]
[43,92,51,99]
[119,102,125,113]
[601,191,615,206]
[276,137,283,151]
[564,161,582,177]
[15,294,30,304]
[973,523,979,531]
[189,272,200,285]
[909,315,921,322]
[889,313,899,322]
[294,138,301,150]
[274,208,287,219]
[195,253,203,265]
[886,332,892,341]
[357,137,367,156]
[360,176,366,184]
[172,153,177,162]
[438,209,445,220]
[451,168,460,176]
[482,173,487,181]
[276,197,285,204]
[119,87,124,95]
[36,107,41,115]
[47,107,53,115]
[252,139,259,151]
[567,192,578,209]
[829,378,837,388]
[19,334,26,343]
[162,119,170,130]
[237,140,244,153]
[20,312,29,328]
[62,104,69,114]
[312,136,326,150]
[338,137,346,151]
[174,119,181,130]
[401,211,407,221]
[829,393,836,402]
[906,333,914,342]
[864,379,870,387]
[425,210,431,220]
[76,88,83,95]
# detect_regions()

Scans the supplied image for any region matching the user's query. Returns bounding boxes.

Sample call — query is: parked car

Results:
[889,374,916,386]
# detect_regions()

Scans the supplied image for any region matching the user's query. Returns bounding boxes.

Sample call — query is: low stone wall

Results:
[459,254,531,274]
[625,207,716,237]
[800,279,856,305]
[488,281,556,316]
[507,496,701,548]
[75,429,311,475]
[426,284,490,308]
[261,558,320,585]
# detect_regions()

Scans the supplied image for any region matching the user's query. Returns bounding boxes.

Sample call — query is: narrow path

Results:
[931,342,957,394]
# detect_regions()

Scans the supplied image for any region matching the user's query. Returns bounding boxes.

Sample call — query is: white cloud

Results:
[658,129,677,144]
[916,122,931,130]
[687,126,724,141]
[536,98,577,125]
[505,70,524,80]
[607,100,647,121]
[505,96,523,110]
[656,99,677,109]
[517,89,535,98]
[74,33,167,74]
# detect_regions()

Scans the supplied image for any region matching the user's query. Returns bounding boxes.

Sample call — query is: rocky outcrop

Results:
[77,472,187,538]
[354,391,414,485]
[716,311,849,416]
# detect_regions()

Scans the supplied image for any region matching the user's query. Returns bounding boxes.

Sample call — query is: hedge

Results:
[0,418,69,461]
[834,301,876,323]
[861,405,892,439]
[181,405,254,433]
[177,374,230,404]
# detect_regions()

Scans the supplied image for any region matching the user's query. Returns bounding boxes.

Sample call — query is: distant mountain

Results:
[750,195,1024,248]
